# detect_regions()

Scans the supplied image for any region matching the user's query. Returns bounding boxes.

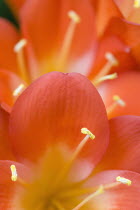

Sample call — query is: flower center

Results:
[11,128,131,209]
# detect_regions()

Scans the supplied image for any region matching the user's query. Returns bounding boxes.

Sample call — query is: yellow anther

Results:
[134,0,140,8]
[113,95,126,107]
[105,52,119,66]
[116,176,132,186]
[10,165,17,182]
[68,10,81,23]
[14,39,27,52]
[81,128,95,140]
[13,84,25,97]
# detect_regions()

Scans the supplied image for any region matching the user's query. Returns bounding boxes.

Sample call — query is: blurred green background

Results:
[0,0,17,26]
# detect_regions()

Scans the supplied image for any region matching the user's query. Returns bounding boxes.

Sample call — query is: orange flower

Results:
[0,72,140,209]
[0,0,140,116]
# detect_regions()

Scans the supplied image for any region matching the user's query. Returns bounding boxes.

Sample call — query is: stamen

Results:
[57,10,81,70]
[14,39,29,83]
[13,84,25,97]
[72,185,104,210]
[116,176,132,186]
[93,52,118,84]
[10,165,27,186]
[10,165,17,182]
[54,128,95,187]
[107,95,126,116]
[94,72,118,86]
[81,128,95,140]
[134,0,140,8]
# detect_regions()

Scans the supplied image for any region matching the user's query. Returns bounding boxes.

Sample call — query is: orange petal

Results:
[0,70,26,106]
[0,18,19,73]
[93,116,140,174]
[0,107,15,160]
[114,0,140,24]
[84,170,140,209]
[98,71,140,118]
[92,0,122,36]
[9,72,109,166]
[20,0,96,75]
[88,17,140,80]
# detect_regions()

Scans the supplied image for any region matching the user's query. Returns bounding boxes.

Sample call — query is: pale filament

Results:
[57,10,81,70]
[94,72,118,86]
[107,95,126,117]
[54,128,95,188]
[93,52,118,85]
[72,177,131,210]
[14,39,29,83]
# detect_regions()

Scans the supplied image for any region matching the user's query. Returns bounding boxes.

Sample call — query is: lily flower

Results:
[0,72,140,209]
[0,0,140,117]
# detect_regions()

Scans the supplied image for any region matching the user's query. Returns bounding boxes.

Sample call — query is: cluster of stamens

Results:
[10,128,132,210]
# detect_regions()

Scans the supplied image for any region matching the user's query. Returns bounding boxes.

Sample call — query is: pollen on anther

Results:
[105,52,119,66]
[113,95,126,107]
[13,84,25,97]
[134,0,140,8]
[68,10,81,23]
[116,176,132,186]
[81,128,95,140]
[14,39,27,52]
[10,165,18,182]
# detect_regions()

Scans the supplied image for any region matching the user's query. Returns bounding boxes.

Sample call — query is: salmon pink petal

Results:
[20,0,96,75]
[98,71,140,118]
[84,170,140,209]
[0,107,15,160]
[0,18,19,73]
[114,0,140,24]
[114,0,134,18]
[0,160,27,209]
[9,72,109,165]
[0,70,26,106]
[93,116,140,174]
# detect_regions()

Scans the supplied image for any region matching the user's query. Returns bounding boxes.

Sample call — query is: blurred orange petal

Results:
[0,70,26,106]
[98,71,140,118]
[93,116,140,174]
[0,18,19,73]
[20,0,96,75]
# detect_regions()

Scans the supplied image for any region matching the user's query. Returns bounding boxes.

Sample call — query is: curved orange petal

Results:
[0,107,15,160]
[0,160,27,209]
[9,72,109,166]
[93,116,140,174]
[0,18,19,73]
[114,0,140,24]
[88,17,140,79]
[0,70,26,106]
[84,170,140,209]
[92,0,122,36]
[20,0,96,76]
[98,71,140,118]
